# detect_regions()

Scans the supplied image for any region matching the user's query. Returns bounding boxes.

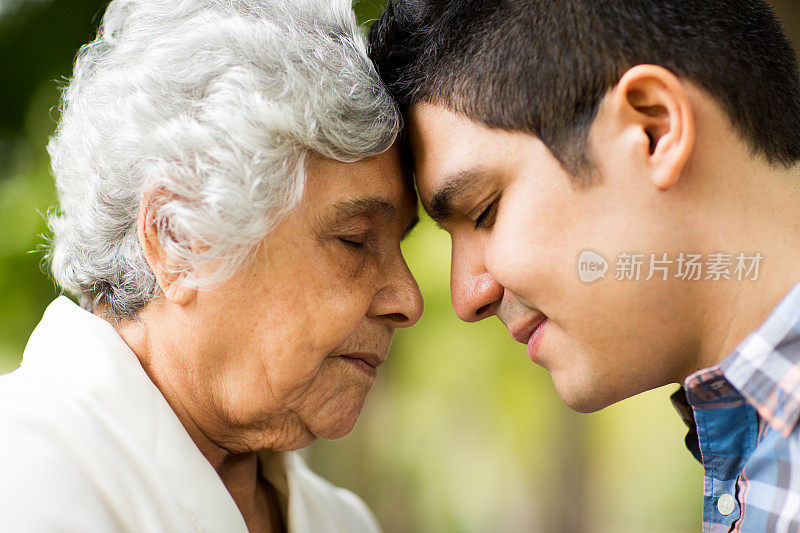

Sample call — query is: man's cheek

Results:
[485,226,540,296]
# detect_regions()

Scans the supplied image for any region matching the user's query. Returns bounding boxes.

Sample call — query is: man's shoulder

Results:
[718,421,800,528]
[750,419,800,466]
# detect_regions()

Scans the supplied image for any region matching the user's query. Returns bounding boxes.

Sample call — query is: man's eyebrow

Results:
[428,168,489,226]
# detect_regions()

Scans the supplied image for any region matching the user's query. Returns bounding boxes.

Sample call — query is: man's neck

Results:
[686,161,800,377]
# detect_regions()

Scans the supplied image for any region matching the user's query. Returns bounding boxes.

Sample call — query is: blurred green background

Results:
[1,1,798,532]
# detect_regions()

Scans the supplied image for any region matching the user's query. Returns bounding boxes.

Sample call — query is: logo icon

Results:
[578,250,608,283]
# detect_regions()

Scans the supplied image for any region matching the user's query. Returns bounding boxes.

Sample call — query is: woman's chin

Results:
[311,404,367,441]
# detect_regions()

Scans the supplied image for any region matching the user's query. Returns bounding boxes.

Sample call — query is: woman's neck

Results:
[219,453,286,533]
[101,307,286,532]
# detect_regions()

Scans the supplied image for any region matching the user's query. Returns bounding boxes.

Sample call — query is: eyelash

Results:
[339,237,366,249]
[474,199,498,230]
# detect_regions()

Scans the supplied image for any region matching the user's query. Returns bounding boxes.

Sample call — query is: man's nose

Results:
[450,252,504,323]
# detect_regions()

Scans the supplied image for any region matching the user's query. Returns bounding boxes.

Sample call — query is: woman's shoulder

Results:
[0,363,247,532]
[0,366,186,530]
[0,362,98,435]
[0,299,247,532]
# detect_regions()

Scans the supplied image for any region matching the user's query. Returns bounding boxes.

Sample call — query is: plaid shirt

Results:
[672,284,800,532]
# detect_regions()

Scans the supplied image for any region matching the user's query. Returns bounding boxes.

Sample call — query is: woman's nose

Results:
[372,258,424,329]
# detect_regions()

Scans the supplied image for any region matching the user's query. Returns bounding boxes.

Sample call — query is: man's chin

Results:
[552,376,619,414]
[562,397,609,414]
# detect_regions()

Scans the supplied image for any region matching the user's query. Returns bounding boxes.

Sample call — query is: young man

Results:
[370,0,800,530]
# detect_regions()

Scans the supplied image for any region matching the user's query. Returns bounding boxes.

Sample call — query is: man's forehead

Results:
[406,112,484,202]
[406,102,508,186]
[407,106,466,196]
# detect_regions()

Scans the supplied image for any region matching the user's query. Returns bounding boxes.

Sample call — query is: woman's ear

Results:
[137,192,196,307]
[598,64,696,191]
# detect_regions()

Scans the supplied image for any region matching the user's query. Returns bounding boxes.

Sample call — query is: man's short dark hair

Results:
[369,0,800,175]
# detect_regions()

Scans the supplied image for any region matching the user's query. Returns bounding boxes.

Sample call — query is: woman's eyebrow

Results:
[330,197,398,221]
[328,196,419,240]
[326,196,397,224]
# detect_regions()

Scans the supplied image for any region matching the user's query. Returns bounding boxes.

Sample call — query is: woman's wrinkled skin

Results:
[108,144,423,531]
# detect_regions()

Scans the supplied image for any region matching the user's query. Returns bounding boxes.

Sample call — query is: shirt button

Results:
[718,493,736,516]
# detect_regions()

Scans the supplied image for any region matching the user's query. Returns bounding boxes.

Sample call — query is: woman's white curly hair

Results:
[46,0,400,317]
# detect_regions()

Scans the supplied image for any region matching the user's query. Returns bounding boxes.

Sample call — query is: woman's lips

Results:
[339,352,383,377]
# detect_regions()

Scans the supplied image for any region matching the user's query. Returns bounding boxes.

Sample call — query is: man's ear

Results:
[137,192,196,307]
[600,64,696,191]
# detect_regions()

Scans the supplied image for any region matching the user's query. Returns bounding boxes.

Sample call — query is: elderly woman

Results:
[0,0,422,531]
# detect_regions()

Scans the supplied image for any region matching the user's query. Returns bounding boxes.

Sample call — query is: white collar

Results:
[23,296,249,531]
[23,297,379,533]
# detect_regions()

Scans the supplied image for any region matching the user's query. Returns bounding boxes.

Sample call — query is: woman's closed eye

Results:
[338,235,367,249]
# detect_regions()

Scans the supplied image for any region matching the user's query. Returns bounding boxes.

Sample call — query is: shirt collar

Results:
[682,283,800,437]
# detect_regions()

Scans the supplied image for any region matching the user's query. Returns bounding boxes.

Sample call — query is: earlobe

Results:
[137,193,196,307]
[615,65,696,191]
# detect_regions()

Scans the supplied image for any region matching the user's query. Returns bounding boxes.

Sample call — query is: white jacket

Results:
[0,297,381,533]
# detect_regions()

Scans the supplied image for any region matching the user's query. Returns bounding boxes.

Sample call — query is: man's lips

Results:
[509,314,548,345]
